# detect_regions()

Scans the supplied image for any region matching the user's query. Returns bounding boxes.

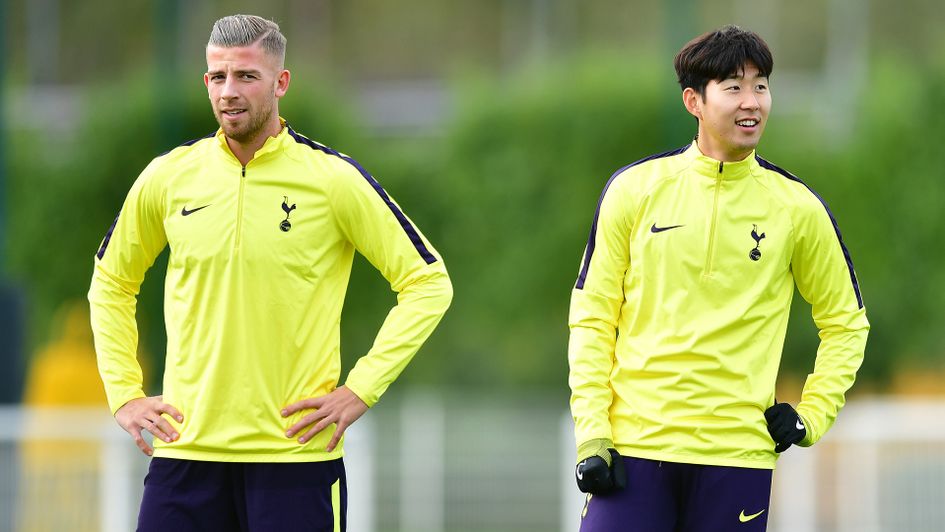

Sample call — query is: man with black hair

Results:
[568,25,868,531]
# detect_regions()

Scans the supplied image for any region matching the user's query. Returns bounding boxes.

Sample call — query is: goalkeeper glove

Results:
[575,438,626,494]
[764,400,807,453]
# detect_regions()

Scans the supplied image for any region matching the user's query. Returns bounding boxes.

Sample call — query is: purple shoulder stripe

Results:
[95,212,120,260]
[157,130,216,157]
[575,145,690,289]
[97,131,215,260]
[755,155,864,309]
[287,127,437,265]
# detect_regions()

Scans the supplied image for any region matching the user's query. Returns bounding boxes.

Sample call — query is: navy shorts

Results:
[137,457,347,532]
[579,456,772,532]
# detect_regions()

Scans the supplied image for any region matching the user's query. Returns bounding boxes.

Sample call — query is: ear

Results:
[682,87,703,120]
[203,72,211,90]
[275,69,291,98]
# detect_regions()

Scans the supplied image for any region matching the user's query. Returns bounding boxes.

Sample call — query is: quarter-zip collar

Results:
[214,117,291,166]
[684,140,758,180]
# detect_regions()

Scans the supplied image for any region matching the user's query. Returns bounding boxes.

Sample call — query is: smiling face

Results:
[204,42,290,145]
[683,62,771,162]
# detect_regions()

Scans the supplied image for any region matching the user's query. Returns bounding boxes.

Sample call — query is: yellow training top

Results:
[569,141,868,469]
[89,122,452,462]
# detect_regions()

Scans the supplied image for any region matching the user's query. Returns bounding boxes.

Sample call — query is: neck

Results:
[695,133,751,163]
[226,115,283,166]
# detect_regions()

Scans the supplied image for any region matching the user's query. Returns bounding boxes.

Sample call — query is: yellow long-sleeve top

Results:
[569,141,868,469]
[89,123,452,462]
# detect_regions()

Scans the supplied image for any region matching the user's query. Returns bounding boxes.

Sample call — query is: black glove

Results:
[765,401,806,453]
[576,447,626,494]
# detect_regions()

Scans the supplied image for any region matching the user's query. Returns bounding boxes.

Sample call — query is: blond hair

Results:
[208,14,286,67]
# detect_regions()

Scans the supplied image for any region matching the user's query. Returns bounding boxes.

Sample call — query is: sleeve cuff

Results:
[109,391,146,416]
[797,411,815,447]
[576,437,615,463]
[342,380,376,408]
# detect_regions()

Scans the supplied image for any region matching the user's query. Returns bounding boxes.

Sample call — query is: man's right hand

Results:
[575,438,626,494]
[114,396,183,456]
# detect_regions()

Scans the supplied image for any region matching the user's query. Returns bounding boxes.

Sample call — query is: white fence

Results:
[1,397,943,531]
[559,398,945,532]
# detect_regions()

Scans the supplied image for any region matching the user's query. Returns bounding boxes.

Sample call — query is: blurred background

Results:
[1,0,944,530]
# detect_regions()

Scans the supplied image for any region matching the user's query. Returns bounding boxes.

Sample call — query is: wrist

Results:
[577,438,614,465]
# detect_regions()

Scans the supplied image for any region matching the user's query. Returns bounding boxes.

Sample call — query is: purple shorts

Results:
[137,457,347,532]
[579,456,772,532]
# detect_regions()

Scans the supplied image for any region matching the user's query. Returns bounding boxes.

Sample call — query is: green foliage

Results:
[7,73,359,390]
[400,52,945,389]
[426,55,686,387]
[760,54,945,384]
[10,53,944,393]
[825,55,945,379]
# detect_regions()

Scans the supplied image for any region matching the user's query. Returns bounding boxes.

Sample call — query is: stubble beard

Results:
[215,95,275,144]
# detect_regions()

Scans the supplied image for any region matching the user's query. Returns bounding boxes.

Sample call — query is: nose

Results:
[741,91,760,111]
[220,74,239,100]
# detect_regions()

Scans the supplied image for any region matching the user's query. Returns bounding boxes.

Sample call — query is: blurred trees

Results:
[6,74,360,388]
[8,52,944,394]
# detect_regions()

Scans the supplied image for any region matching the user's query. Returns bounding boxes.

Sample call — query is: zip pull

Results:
[242,166,246,177]
[718,161,724,173]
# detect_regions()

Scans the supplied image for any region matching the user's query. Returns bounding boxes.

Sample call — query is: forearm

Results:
[569,325,616,448]
[796,313,869,446]
[88,265,147,414]
[344,267,452,406]
[568,288,619,449]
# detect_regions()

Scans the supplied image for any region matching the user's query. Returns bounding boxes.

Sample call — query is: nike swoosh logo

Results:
[739,509,765,523]
[650,223,684,233]
[796,420,805,430]
[181,205,210,216]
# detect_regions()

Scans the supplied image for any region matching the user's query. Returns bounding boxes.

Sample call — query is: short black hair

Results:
[674,25,773,95]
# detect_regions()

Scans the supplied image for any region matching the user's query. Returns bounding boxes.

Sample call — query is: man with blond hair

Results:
[89,14,452,530]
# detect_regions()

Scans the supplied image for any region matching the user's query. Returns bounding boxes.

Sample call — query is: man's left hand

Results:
[282,386,369,452]
[765,401,807,453]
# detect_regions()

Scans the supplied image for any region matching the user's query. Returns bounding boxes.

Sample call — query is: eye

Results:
[241,74,258,80]
[756,83,768,91]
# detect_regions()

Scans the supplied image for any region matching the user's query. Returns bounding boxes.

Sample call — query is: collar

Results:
[682,140,759,180]
[214,117,290,163]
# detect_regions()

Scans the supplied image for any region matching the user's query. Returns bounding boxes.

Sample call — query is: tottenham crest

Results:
[749,224,766,261]
[281,196,297,232]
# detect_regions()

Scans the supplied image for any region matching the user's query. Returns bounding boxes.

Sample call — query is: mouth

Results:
[736,118,760,130]
[220,108,247,119]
